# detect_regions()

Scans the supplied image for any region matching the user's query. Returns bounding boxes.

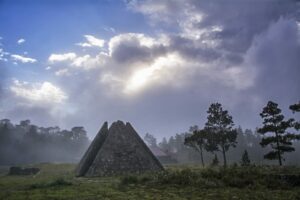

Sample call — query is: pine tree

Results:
[290,102,300,131]
[241,150,251,166]
[257,101,295,166]
[211,154,219,167]
[204,103,237,167]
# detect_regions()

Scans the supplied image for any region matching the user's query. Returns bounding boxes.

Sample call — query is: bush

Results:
[119,166,300,189]
[120,175,139,185]
[29,178,72,189]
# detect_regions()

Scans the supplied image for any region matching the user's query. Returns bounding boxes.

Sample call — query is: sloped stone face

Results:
[77,120,163,177]
[75,122,108,177]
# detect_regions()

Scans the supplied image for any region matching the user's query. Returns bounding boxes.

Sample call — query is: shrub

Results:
[28,178,72,189]
[120,175,139,185]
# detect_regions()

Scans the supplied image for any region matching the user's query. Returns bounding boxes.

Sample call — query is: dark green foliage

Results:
[241,150,251,166]
[120,165,300,190]
[211,154,219,167]
[290,102,300,113]
[290,101,300,131]
[204,103,238,167]
[29,178,72,189]
[184,128,208,167]
[258,101,297,166]
[120,175,139,185]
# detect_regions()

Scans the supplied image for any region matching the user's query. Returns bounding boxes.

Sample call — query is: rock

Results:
[8,166,40,175]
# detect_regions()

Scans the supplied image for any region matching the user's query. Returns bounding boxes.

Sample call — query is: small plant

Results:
[241,150,251,166]
[210,154,219,167]
[28,178,72,189]
[49,178,72,187]
[120,175,139,185]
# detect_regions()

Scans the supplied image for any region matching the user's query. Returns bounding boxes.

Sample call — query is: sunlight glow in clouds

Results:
[10,80,68,104]
[124,53,184,94]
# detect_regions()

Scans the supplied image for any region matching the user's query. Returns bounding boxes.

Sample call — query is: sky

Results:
[0,0,299,140]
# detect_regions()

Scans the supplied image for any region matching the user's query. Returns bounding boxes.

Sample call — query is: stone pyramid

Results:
[76,120,164,177]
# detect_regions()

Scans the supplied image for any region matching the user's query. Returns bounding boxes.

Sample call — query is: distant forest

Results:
[144,127,300,166]
[0,119,89,165]
[144,101,300,166]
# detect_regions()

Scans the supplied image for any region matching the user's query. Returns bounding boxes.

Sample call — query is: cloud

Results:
[48,53,76,63]
[103,27,116,33]
[48,52,108,71]
[0,48,9,62]
[45,66,51,70]
[108,33,167,64]
[3,80,71,128]
[11,54,37,63]
[129,0,296,55]
[76,35,105,48]
[17,38,25,44]
[244,17,300,103]
[10,80,68,104]
[55,68,71,76]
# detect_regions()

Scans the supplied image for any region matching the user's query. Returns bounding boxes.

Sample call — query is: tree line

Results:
[0,119,89,165]
[144,101,300,167]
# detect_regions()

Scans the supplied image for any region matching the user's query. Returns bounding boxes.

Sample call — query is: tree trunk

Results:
[275,131,282,166]
[200,146,205,167]
[222,146,227,168]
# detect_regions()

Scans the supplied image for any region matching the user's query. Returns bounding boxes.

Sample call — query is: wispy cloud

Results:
[48,53,76,63]
[76,35,105,48]
[103,27,116,33]
[0,48,9,62]
[17,38,25,44]
[11,54,37,63]
[55,68,70,76]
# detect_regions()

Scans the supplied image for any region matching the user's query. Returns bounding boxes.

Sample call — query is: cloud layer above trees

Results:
[1,0,299,138]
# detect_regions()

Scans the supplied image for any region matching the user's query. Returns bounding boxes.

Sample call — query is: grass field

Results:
[0,163,300,200]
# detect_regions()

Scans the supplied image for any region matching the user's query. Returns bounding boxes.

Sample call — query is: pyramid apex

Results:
[110,120,125,128]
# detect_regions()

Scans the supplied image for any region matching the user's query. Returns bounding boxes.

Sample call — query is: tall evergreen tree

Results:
[257,101,295,166]
[241,150,251,166]
[290,101,300,131]
[210,154,219,167]
[204,103,237,167]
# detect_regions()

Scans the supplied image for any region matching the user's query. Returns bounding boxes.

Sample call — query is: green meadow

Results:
[0,163,300,200]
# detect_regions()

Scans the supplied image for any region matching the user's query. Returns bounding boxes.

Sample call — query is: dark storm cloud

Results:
[132,0,297,50]
[168,36,222,63]
[193,0,296,52]
[246,18,300,104]
[110,37,167,64]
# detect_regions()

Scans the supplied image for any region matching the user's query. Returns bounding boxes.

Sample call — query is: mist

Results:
[0,119,88,165]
